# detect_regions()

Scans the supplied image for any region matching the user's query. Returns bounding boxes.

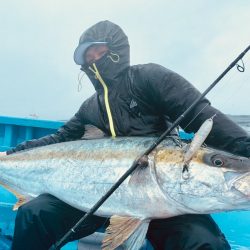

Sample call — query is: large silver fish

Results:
[0,136,250,249]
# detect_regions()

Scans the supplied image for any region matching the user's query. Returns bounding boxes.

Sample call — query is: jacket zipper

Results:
[89,64,116,137]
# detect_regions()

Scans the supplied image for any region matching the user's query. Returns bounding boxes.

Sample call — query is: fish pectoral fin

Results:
[102,215,149,250]
[128,166,147,186]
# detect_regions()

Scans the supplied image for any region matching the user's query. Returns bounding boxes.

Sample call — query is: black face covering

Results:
[81,51,121,90]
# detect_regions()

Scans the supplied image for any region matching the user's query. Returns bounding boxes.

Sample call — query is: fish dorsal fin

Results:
[102,215,149,250]
[13,196,27,211]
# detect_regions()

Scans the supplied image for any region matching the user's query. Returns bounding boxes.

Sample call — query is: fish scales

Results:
[0,136,250,220]
[0,138,179,218]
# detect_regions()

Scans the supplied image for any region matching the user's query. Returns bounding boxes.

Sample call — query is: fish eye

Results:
[213,158,224,167]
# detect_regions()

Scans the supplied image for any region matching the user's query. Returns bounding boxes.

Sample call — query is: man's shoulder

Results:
[125,64,174,94]
[129,63,173,76]
[79,92,98,110]
[83,92,98,102]
[130,62,165,70]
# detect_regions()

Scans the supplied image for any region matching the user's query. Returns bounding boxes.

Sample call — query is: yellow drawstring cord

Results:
[89,63,116,137]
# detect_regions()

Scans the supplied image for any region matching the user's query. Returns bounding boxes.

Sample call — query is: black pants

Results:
[12,194,231,250]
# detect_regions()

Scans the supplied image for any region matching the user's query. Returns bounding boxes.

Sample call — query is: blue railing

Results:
[0,116,64,152]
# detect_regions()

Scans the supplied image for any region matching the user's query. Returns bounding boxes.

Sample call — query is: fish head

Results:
[202,149,250,209]
[154,146,250,215]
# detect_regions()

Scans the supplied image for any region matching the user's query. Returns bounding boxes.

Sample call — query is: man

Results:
[1,20,250,249]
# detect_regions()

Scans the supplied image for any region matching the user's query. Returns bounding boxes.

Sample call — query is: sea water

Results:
[0,115,249,250]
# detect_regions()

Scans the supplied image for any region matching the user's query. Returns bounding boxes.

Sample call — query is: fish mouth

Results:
[232,173,250,197]
[221,171,250,210]
[203,151,250,200]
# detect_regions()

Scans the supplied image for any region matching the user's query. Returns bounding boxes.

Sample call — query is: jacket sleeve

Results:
[6,104,87,155]
[144,64,250,157]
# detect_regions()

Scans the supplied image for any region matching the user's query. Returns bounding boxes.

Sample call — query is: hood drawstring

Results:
[77,70,86,92]
[89,63,117,137]
[107,52,120,63]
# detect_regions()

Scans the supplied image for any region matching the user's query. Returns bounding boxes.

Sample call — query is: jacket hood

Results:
[75,20,130,89]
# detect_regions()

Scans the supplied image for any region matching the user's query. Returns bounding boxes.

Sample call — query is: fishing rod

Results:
[49,45,250,250]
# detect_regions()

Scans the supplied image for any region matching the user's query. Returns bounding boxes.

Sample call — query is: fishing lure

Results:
[182,115,215,179]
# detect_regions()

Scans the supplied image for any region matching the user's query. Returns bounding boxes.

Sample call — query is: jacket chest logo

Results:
[129,99,138,109]
[129,99,141,117]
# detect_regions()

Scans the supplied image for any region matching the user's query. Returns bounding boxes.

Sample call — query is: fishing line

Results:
[183,103,211,131]
[210,57,249,113]
[218,76,249,113]
[183,69,238,131]
[183,57,249,131]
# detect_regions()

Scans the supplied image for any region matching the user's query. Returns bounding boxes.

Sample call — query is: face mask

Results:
[81,51,120,82]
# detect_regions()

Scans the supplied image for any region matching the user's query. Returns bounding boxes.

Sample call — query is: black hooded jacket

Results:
[7,21,250,157]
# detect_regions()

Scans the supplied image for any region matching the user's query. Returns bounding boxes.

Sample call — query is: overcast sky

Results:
[0,0,249,120]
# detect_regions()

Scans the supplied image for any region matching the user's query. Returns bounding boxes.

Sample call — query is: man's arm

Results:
[6,105,87,155]
[144,64,250,157]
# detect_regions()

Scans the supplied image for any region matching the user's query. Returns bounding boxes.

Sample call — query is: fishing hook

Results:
[182,163,190,180]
